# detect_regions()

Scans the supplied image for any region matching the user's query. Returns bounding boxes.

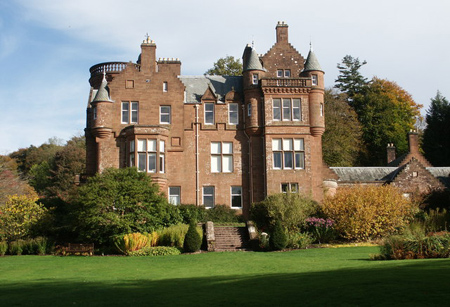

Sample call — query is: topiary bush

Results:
[251,192,318,233]
[270,220,287,251]
[322,185,417,241]
[183,220,202,253]
[128,246,181,256]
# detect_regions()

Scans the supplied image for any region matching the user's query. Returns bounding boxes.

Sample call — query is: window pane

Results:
[159,154,165,173]
[281,183,289,193]
[160,106,171,124]
[229,103,238,125]
[205,103,214,124]
[293,99,301,120]
[295,152,305,169]
[231,186,242,208]
[277,70,283,78]
[247,104,252,117]
[222,155,233,173]
[283,139,293,151]
[273,152,282,169]
[203,187,214,208]
[148,153,156,172]
[211,155,221,173]
[122,102,129,123]
[148,139,156,152]
[138,153,146,171]
[222,142,233,154]
[282,99,291,120]
[159,140,165,153]
[284,70,291,78]
[273,99,281,120]
[169,187,180,205]
[131,102,138,123]
[291,183,299,193]
[130,154,135,167]
[294,139,304,151]
[137,139,146,151]
[284,152,293,168]
[272,139,282,151]
[211,142,221,154]
[130,140,135,152]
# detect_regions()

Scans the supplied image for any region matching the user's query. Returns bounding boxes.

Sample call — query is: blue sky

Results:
[1,0,450,154]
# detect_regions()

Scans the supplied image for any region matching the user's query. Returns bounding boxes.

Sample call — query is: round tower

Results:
[301,45,325,137]
[242,44,265,135]
[90,72,113,139]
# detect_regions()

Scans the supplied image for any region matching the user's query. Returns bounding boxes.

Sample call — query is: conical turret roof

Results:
[92,73,113,102]
[303,47,323,72]
[243,45,265,72]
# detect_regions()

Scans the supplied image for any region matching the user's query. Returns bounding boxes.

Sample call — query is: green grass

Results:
[1,247,450,306]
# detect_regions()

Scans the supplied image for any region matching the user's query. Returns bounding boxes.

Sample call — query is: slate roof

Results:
[428,167,450,188]
[179,75,243,103]
[303,49,323,72]
[92,74,113,102]
[330,167,398,182]
[244,48,264,71]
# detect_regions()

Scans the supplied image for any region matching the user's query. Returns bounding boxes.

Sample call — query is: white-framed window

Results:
[228,103,239,125]
[160,106,171,124]
[273,138,305,170]
[163,81,168,92]
[121,101,138,124]
[277,69,291,78]
[252,74,258,85]
[203,186,215,208]
[211,142,233,173]
[282,183,299,193]
[320,103,324,117]
[129,138,165,173]
[205,103,214,125]
[273,98,301,121]
[312,74,318,86]
[231,186,242,208]
[169,187,181,205]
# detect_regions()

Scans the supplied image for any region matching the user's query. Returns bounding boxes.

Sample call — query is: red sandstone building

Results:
[85,22,327,215]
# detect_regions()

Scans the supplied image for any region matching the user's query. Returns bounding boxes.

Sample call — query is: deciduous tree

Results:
[205,55,243,76]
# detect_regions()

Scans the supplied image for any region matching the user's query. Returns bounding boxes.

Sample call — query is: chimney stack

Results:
[386,143,396,165]
[276,21,289,43]
[408,130,419,154]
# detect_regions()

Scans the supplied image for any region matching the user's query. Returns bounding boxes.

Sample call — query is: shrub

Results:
[322,185,416,241]
[34,237,49,255]
[157,224,189,248]
[0,241,7,256]
[178,205,206,224]
[205,205,243,223]
[183,221,202,252]
[0,195,47,241]
[378,232,450,260]
[251,192,318,233]
[270,220,287,251]
[9,240,25,255]
[305,217,336,243]
[22,238,37,255]
[128,246,181,256]
[286,232,313,249]
[114,232,158,255]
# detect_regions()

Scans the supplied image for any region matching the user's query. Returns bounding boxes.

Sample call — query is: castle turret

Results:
[302,45,325,137]
[91,72,113,139]
[242,44,265,135]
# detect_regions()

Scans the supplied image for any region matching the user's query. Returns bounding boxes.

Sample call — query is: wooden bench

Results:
[62,243,94,256]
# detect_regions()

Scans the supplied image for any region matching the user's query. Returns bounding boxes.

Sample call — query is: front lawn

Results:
[1,247,449,306]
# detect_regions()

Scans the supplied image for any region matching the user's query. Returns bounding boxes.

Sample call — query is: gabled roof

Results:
[303,49,323,72]
[179,75,243,103]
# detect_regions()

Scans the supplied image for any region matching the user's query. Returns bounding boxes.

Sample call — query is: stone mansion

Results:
[85,22,449,216]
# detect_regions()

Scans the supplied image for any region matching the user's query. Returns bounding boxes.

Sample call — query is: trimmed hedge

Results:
[128,246,181,256]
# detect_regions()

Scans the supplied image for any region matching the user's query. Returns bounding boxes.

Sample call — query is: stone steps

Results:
[214,226,250,251]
